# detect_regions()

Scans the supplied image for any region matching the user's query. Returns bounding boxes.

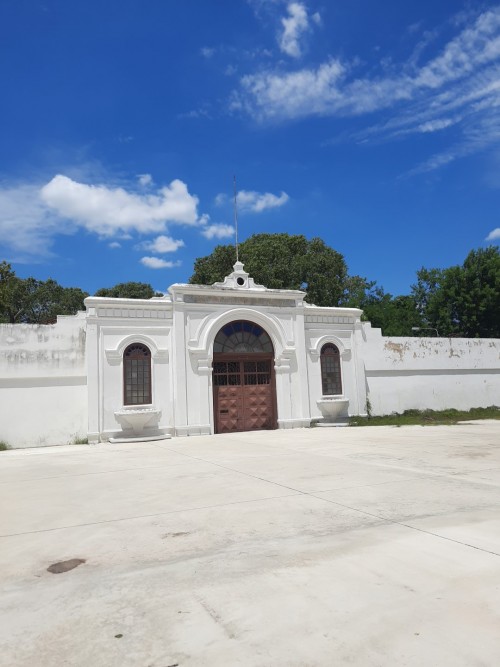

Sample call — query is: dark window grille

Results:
[320,344,342,396]
[212,359,272,386]
[123,343,152,405]
[213,361,240,386]
[243,360,271,385]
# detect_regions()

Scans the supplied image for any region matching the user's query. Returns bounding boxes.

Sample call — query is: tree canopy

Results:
[190,236,499,338]
[190,233,349,307]
[2,242,498,336]
[0,262,88,324]
[411,247,500,337]
[345,279,424,336]
[94,282,162,299]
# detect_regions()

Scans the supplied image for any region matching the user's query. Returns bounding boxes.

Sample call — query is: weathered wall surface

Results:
[0,314,87,447]
[1,299,498,449]
[361,324,500,415]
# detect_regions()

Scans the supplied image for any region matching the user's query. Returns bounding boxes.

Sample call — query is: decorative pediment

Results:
[213,261,266,291]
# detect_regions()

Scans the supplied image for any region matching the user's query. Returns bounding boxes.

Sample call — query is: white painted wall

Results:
[1,272,498,449]
[304,306,366,420]
[0,314,87,448]
[360,323,500,415]
[84,297,173,442]
[169,281,312,435]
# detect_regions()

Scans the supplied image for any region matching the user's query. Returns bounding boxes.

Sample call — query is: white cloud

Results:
[214,193,227,207]
[234,11,498,118]
[406,110,500,175]
[279,2,312,58]
[232,7,500,171]
[201,47,215,59]
[0,184,62,261]
[108,241,121,249]
[0,174,204,261]
[486,227,500,241]
[178,103,212,120]
[312,11,321,26]
[140,256,181,269]
[238,189,290,212]
[215,189,290,212]
[248,0,320,59]
[137,173,153,186]
[140,235,185,253]
[417,118,456,133]
[233,59,346,120]
[41,174,200,236]
[201,223,235,239]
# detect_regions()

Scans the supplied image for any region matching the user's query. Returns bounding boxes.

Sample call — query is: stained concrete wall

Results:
[361,323,500,415]
[0,314,87,448]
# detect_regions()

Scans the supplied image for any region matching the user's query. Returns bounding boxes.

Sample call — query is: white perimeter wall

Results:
[1,307,498,448]
[361,324,500,415]
[0,314,87,448]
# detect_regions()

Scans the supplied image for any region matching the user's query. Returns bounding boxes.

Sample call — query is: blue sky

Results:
[1,0,500,297]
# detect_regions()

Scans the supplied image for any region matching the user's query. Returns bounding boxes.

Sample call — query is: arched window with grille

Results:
[123,343,152,405]
[213,320,274,354]
[320,343,342,396]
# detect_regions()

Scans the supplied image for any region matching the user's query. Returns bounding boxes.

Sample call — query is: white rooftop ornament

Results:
[213,261,266,291]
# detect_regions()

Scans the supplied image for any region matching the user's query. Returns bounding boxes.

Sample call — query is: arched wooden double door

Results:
[213,321,277,434]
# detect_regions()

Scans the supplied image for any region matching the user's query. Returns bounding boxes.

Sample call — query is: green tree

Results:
[0,262,88,324]
[342,274,423,335]
[363,293,423,336]
[95,282,162,299]
[412,247,500,337]
[190,233,348,307]
[341,275,379,309]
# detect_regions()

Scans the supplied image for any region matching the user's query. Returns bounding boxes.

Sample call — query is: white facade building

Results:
[0,262,499,447]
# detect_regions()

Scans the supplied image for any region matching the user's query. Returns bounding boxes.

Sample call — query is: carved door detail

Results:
[213,358,276,434]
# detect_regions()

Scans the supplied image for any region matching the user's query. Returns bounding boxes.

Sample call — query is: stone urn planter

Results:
[316,396,349,425]
[112,407,169,442]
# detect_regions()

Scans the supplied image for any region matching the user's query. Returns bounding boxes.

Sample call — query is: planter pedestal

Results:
[316,396,349,426]
[111,407,170,442]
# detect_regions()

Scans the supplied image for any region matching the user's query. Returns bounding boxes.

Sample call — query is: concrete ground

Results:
[1,423,500,667]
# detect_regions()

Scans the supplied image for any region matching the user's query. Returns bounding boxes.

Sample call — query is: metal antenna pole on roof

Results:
[233,174,239,262]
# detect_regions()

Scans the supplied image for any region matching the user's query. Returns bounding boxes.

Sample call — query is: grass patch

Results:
[71,436,88,445]
[0,441,10,451]
[349,406,500,427]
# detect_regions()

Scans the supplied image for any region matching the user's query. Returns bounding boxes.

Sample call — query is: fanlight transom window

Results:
[213,321,273,354]
[320,343,342,395]
[123,343,152,405]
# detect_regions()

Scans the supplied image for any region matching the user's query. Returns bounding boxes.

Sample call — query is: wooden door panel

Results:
[215,385,243,433]
[241,384,273,431]
[213,357,276,434]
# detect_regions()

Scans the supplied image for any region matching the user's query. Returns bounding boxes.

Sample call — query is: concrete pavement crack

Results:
[161,446,500,560]
[0,492,301,539]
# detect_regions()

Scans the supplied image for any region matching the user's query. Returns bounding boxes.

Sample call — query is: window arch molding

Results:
[105,334,169,365]
[189,308,290,359]
[309,334,349,359]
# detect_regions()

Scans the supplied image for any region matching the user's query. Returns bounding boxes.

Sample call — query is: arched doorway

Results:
[212,320,277,434]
